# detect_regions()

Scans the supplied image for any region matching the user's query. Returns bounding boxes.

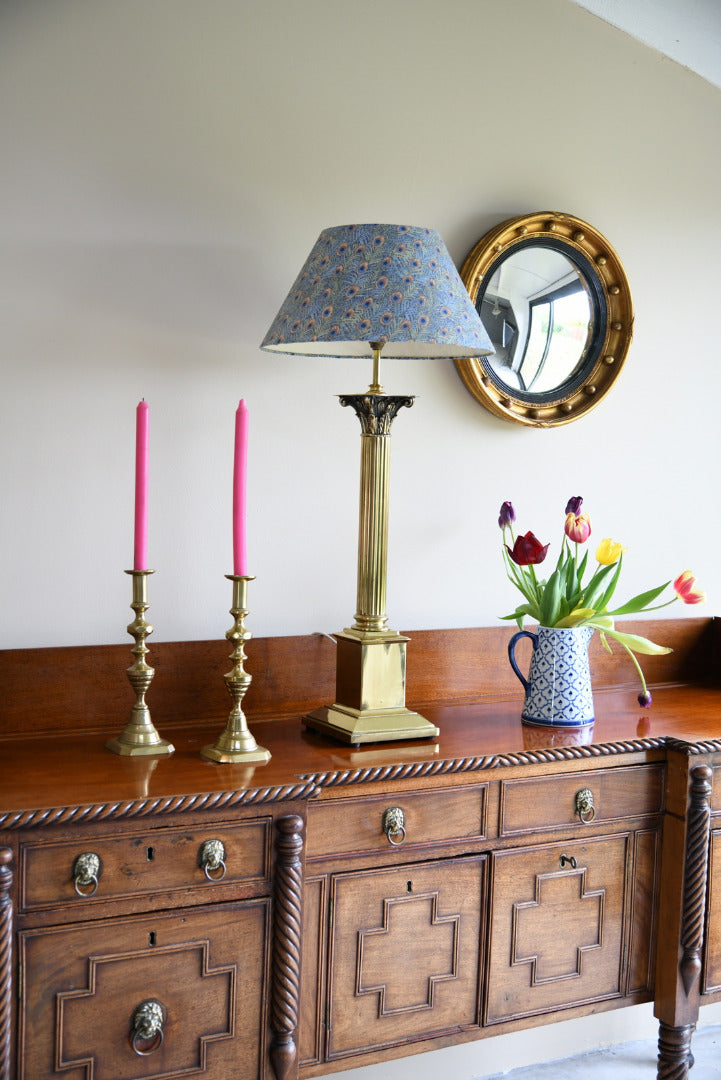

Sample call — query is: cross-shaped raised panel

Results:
[327,856,485,1060]
[357,893,459,1014]
[512,869,603,983]
[18,902,267,1080]
[486,836,627,1024]
[57,941,234,1079]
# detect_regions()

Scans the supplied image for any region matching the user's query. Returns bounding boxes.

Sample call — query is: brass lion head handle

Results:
[382,806,406,846]
[131,999,165,1056]
[575,788,596,824]
[199,838,227,881]
[72,852,102,897]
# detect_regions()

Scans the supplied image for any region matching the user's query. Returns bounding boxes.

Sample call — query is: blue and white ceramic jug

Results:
[507,625,595,727]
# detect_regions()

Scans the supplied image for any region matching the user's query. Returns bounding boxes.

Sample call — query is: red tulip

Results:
[506,531,549,566]
[673,571,706,605]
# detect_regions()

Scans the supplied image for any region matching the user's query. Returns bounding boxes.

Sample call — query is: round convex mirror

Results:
[455,212,633,426]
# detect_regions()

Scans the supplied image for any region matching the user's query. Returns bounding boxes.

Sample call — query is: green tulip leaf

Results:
[607,581,671,616]
[555,607,597,628]
[596,556,624,612]
[539,569,563,626]
[603,629,673,656]
[581,563,616,609]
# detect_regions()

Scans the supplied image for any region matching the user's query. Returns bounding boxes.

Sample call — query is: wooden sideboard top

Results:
[1,617,719,825]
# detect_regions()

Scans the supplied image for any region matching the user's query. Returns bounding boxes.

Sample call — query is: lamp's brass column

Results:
[305,349,439,744]
[351,391,405,633]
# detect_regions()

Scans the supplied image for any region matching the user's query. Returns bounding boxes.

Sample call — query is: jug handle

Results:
[507,630,538,692]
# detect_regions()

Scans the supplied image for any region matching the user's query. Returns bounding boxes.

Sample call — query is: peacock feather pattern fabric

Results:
[261,224,493,358]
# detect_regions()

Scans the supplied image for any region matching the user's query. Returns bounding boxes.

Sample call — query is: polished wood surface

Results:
[1,682,720,821]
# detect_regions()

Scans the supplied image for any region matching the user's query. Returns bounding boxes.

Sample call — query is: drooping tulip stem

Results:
[633,597,678,614]
[617,639,648,696]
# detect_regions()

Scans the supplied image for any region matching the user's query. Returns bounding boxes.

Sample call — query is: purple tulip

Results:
[498,501,516,529]
[565,496,583,515]
[638,690,653,708]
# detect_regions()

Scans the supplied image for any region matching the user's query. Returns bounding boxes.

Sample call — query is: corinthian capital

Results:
[338,394,415,435]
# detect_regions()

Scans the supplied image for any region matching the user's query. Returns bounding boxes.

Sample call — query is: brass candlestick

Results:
[201,575,270,764]
[106,570,174,756]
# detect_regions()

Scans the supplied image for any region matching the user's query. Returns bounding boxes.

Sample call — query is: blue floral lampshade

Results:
[261,223,494,358]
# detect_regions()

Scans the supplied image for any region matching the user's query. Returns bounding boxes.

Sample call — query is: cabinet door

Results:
[326,856,485,1061]
[18,900,268,1080]
[486,835,628,1023]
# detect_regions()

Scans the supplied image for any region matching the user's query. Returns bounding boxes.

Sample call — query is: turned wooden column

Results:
[655,760,712,1079]
[270,814,304,1080]
[0,849,12,1080]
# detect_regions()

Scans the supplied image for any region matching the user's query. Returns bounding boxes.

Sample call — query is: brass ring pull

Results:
[72,852,101,897]
[131,999,165,1056]
[199,839,227,881]
[560,853,578,869]
[575,788,596,824]
[382,807,406,846]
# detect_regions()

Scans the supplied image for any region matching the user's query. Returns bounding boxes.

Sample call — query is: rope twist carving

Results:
[0,782,317,831]
[270,815,304,1080]
[0,849,13,1080]
[680,765,713,995]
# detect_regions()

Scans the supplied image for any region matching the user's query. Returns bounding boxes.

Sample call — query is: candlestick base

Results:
[201,575,271,765]
[106,570,174,758]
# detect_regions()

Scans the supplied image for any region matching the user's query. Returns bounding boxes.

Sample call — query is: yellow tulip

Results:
[596,538,626,565]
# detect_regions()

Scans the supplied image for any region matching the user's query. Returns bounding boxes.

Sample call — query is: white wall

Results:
[2,0,721,1074]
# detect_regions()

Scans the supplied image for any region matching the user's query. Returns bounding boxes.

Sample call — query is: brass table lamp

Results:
[261,224,493,743]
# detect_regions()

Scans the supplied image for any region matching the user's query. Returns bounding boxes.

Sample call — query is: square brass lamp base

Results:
[304,628,439,745]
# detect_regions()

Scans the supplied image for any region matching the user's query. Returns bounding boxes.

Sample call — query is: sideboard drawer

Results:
[486,834,628,1023]
[18,899,268,1079]
[500,765,664,837]
[20,818,271,912]
[306,785,487,860]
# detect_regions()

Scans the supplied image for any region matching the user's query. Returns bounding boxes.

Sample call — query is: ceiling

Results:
[570,0,721,90]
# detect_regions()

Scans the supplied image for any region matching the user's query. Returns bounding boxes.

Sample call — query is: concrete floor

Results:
[481,1025,721,1078]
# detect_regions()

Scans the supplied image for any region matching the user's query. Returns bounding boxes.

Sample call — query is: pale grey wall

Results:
[2,2,721,1071]
[2,0,718,652]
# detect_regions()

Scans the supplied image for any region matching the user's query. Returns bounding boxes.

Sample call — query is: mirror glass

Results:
[482,246,592,395]
[456,213,633,427]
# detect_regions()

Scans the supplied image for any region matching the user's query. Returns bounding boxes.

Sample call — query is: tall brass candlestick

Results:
[201,575,270,764]
[106,570,174,756]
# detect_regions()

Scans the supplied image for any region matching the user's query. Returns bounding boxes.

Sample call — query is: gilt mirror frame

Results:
[455,211,633,427]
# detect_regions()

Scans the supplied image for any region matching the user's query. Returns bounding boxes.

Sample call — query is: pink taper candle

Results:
[133,400,149,571]
[233,399,248,576]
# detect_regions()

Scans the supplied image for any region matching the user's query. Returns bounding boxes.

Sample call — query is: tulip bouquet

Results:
[499,497,706,705]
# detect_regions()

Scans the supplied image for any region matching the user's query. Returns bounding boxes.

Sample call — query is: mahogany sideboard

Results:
[1,617,721,1079]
